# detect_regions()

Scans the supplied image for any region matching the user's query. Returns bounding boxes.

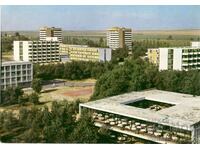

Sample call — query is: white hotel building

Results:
[1,61,33,90]
[159,45,200,71]
[107,27,132,50]
[14,37,60,64]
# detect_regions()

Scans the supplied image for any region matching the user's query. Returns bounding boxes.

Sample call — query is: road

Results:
[23,80,95,92]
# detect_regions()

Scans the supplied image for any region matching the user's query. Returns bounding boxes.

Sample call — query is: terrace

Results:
[80,90,200,143]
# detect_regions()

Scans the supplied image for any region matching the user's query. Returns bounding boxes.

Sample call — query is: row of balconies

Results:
[92,112,191,144]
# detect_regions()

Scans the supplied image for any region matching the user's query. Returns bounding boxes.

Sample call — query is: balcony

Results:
[92,112,192,144]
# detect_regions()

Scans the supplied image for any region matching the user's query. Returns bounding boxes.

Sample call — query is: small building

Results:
[80,90,200,144]
[1,61,33,90]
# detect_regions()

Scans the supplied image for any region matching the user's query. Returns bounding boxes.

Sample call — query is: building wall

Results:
[107,27,132,50]
[39,27,62,43]
[59,44,111,62]
[159,48,169,71]
[173,48,182,70]
[191,42,200,48]
[14,40,60,64]
[147,48,159,66]
[1,61,33,90]
[98,48,112,62]
[159,47,200,71]
[13,41,20,61]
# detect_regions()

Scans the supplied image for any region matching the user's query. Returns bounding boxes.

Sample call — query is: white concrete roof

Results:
[81,90,200,130]
[2,61,32,65]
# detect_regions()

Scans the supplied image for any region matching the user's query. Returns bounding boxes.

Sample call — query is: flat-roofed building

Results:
[14,37,60,64]
[159,47,200,71]
[39,26,62,43]
[59,44,112,62]
[80,90,200,144]
[1,61,33,90]
[107,27,132,50]
[147,48,159,66]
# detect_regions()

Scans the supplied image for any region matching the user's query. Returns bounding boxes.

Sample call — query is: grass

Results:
[0,79,96,113]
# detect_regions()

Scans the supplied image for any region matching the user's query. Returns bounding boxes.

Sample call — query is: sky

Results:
[1,5,200,31]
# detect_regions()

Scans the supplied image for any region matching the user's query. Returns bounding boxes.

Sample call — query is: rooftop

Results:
[80,90,200,130]
[2,61,32,65]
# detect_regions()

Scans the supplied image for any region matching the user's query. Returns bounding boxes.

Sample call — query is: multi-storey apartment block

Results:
[59,44,112,62]
[39,26,62,42]
[147,42,200,71]
[159,47,200,71]
[14,38,60,64]
[107,27,132,50]
[1,61,33,90]
[147,48,159,66]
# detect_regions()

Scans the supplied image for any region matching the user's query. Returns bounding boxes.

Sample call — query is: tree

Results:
[31,78,42,93]
[167,35,173,40]
[28,92,39,104]
[15,32,20,37]
[69,110,99,143]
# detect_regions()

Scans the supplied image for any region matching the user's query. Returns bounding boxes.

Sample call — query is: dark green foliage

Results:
[111,48,129,63]
[0,101,102,143]
[28,92,39,104]
[155,70,200,96]
[92,58,158,100]
[1,87,40,106]
[1,32,29,52]
[63,37,107,48]
[1,87,24,105]
[69,110,99,143]
[33,61,115,81]
[92,57,200,100]
[31,78,42,93]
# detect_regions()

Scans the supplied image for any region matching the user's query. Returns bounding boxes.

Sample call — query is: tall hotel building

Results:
[14,37,60,64]
[1,61,33,90]
[147,42,200,71]
[107,27,132,50]
[39,26,62,43]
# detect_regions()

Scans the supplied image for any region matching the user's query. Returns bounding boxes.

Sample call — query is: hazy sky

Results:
[1,5,200,31]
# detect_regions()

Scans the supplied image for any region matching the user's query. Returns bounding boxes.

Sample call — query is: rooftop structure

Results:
[80,90,200,144]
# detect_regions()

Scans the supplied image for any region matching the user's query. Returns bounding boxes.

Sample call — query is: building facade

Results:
[159,47,200,71]
[80,90,200,144]
[59,44,112,62]
[147,48,159,66]
[107,27,132,50]
[14,38,60,64]
[39,26,62,43]
[191,41,200,48]
[1,61,33,90]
